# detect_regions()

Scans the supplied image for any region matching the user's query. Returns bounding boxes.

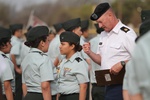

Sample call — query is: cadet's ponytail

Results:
[25,35,48,48]
[69,42,82,52]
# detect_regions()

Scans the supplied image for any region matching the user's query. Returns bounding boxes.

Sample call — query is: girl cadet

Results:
[0,26,15,100]
[21,26,54,100]
[57,31,89,100]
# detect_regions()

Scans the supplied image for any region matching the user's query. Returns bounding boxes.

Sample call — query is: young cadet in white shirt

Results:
[57,31,89,100]
[21,26,54,100]
[9,24,23,100]
[48,23,64,66]
[83,2,137,100]
[89,24,105,100]
[0,26,15,100]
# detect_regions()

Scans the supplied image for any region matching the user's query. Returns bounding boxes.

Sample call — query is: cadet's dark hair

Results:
[25,35,48,48]
[81,28,88,32]
[68,42,82,52]
[68,26,80,32]
[0,38,11,49]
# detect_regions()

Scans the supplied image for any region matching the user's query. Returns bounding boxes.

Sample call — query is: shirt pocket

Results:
[109,43,122,55]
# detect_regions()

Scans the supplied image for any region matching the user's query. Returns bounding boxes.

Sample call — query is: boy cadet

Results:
[10,24,23,100]
[48,23,64,66]
[89,24,105,100]
[83,2,137,100]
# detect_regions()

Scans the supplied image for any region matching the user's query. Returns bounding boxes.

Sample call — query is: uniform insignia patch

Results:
[75,57,82,62]
[120,26,130,33]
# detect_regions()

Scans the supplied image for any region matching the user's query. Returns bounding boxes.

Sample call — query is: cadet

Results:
[57,31,89,100]
[89,24,105,100]
[9,24,23,100]
[48,23,64,66]
[21,26,54,100]
[62,18,91,70]
[0,26,15,100]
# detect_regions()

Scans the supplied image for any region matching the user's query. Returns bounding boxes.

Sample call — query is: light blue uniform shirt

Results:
[57,53,89,94]
[124,31,150,100]
[0,51,15,94]
[21,48,54,93]
[10,36,23,65]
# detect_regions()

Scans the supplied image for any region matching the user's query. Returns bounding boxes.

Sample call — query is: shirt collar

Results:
[30,48,47,56]
[111,20,123,34]
[64,52,79,63]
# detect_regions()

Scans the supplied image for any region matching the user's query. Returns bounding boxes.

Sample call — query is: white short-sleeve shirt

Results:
[97,21,137,70]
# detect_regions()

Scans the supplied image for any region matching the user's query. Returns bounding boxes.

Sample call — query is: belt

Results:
[92,83,97,86]
[60,93,79,96]
[28,92,42,94]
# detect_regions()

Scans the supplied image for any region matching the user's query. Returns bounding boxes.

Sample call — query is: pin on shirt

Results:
[63,67,71,76]
[99,42,103,45]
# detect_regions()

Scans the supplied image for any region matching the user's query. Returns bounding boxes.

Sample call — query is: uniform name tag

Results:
[105,74,111,81]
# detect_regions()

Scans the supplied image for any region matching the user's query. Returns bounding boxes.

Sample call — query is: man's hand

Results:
[110,62,123,75]
[82,42,91,55]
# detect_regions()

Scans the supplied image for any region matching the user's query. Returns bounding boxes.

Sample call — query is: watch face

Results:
[121,61,126,67]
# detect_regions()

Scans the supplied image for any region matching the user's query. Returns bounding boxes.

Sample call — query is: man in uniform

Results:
[10,24,23,100]
[83,2,137,100]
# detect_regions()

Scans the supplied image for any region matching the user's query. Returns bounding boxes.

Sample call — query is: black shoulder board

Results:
[1,54,8,58]
[75,57,82,62]
[120,26,130,33]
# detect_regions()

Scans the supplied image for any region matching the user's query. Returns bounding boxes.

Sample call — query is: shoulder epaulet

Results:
[1,54,8,58]
[120,26,130,33]
[75,57,82,63]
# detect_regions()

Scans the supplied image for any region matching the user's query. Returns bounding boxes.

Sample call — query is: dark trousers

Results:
[0,82,2,100]
[52,95,57,100]
[105,84,123,100]
[86,82,90,100]
[23,92,43,100]
[15,71,22,100]
[59,93,79,100]
[91,83,105,100]
[2,94,15,100]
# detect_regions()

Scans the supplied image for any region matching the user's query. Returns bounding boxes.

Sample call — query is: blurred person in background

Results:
[89,23,105,100]
[9,24,23,100]
[81,20,90,42]
[48,23,64,67]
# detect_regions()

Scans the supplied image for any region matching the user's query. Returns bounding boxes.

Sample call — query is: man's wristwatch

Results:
[121,61,126,67]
